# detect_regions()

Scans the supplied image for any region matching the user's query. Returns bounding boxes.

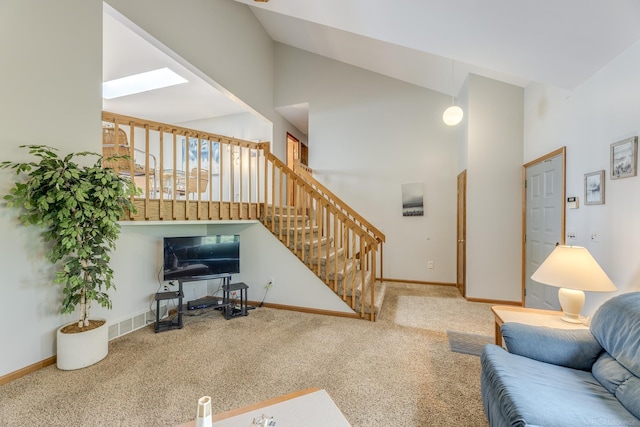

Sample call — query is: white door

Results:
[524,150,565,309]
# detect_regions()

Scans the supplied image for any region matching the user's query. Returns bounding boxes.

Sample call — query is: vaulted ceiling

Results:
[237,0,640,94]
[104,1,640,134]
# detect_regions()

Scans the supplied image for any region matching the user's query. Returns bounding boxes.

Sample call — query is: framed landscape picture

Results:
[610,136,637,180]
[401,183,424,216]
[584,170,605,205]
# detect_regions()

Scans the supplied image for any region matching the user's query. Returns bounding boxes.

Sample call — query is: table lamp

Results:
[531,245,616,323]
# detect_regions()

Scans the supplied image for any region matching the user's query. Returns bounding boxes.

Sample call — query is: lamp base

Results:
[558,287,585,324]
[560,313,584,324]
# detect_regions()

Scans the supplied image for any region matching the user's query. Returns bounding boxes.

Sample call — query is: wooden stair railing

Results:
[102,112,383,320]
[102,111,265,222]
[263,151,381,320]
[293,161,385,279]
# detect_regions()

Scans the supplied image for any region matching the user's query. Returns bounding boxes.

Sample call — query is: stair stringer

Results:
[261,209,385,320]
[248,222,356,314]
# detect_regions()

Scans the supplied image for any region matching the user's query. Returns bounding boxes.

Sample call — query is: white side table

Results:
[491,305,589,346]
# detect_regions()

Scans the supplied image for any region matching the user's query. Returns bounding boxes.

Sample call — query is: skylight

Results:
[102,68,188,99]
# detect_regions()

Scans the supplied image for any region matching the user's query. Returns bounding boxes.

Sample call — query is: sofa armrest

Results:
[501,322,603,370]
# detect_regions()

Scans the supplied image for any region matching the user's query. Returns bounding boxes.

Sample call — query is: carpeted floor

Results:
[0,282,494,427]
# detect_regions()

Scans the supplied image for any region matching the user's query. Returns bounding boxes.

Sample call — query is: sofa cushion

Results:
[590,292,640,378]
[501,322,602,370]
[481,345,640,427]
[593,352,640,419]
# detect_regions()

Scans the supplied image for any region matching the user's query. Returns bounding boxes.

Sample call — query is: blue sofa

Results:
[481,292,640,427]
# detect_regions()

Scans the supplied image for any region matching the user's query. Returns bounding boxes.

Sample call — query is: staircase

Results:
[102,111,386,320]
[262,205,385,320]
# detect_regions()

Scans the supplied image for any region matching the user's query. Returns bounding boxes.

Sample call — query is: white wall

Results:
[179,112,272,144]
[204,223,352,312]
[463,75,524,301]
[104,222,352,326]
[274,44,458,283]
[0,0,342,379]
[524,40,640,316]
[105,0,292,161]
[0,0,104,377]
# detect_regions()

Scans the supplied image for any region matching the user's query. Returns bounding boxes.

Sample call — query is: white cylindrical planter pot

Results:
[56,318,108,370]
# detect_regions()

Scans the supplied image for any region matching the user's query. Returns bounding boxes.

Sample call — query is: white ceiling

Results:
[238,0,640,94]
[103,9,248,125]
[104,1,640,134]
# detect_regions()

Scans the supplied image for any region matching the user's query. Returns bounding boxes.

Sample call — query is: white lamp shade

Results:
[442,105,463,126]
[531,245,616,292]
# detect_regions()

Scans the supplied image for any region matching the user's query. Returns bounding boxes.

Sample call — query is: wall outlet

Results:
[427,261,434,269]
[267,277,274,288]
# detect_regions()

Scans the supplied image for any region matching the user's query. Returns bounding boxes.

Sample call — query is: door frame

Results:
[286,133,300,203]
[521,147,566,305]
[456,170,467,297]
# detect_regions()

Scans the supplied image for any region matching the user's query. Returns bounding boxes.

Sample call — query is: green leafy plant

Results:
[1,145,137,329]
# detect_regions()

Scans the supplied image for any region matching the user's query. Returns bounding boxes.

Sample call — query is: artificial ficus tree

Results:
[1,145,137,329]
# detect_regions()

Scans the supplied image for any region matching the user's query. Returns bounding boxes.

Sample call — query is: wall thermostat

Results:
[567,196,579,209]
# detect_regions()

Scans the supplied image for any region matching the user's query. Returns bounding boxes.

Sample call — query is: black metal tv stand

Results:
[154,274,248,332]
[154,288,184,332]
[222,281,249,319]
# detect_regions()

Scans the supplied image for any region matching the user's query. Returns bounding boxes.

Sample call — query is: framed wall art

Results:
[401,183,424,216]
[610,136,637,180]
[584,170,605,205]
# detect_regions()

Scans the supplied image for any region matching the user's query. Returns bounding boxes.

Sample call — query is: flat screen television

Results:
[163,235,240,281]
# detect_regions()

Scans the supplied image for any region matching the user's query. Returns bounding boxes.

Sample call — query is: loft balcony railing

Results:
[102,111,384,320]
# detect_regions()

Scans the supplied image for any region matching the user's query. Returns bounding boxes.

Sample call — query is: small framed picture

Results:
[610,136,638,180]
[584,170,605,205]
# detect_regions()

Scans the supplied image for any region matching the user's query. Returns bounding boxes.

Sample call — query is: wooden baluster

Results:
[370,240,377,320]
[316,203,322,285]
[341,219,348,301]
[184,135,190,220]
[207,139,215,219]
[336,206,346,295]
[270,157,276,232]
[143,125,150,217]
[360,236,366,317]
[171,132,177,220]
[158,130,164,220]
[293,178,298,257]
[284,171,290,248]
[194,138,199,219]
[220,142,226,219]
[309,195,316,269]
[239,145,244,219]
[248,147,253,219]
[230,142,235,219]
[302,183,306,250]
[278,169,284,241]
[350,229,357,309]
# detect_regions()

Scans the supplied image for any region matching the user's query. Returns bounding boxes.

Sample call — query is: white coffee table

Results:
[177,388,351,427]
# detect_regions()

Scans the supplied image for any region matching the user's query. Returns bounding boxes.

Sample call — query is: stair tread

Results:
[261,206,383,321]
[358,281,386,315]
[332,268,371,296]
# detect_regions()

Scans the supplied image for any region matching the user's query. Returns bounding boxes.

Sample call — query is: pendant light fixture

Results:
[442,60,463,126]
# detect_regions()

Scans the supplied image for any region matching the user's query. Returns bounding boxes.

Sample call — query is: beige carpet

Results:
[0,283,493,427]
